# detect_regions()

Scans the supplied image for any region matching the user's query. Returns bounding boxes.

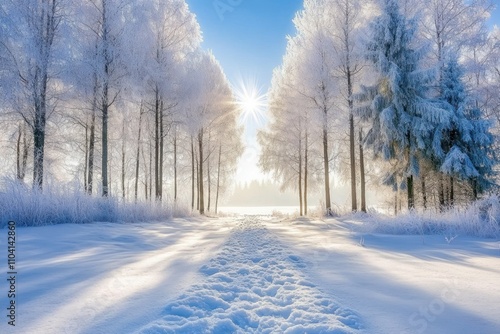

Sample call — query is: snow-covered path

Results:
[139,218,361,333]
[1,215,499,334]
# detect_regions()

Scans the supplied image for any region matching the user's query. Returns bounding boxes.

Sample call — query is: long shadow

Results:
[11,218,231,334]
[136,219,362,333]
[271,218,500,334]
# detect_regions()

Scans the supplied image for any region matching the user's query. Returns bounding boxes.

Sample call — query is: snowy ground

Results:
[1,215,499,333]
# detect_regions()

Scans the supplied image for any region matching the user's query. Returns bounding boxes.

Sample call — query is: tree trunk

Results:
[101,86,109,197]
[304,130,308,216]
[207,146,211,213]
[421,175,427,209]
[17,124,28,181]
[196,154,199,211]
[450,176,454,207]
[191,137,195,211]
[33,89,47,189]
[154,88,160,200]
[215,144,222,215]
[159,100,164,201]
[472,178,478,201]
[394,189,398,216]
[142,143,148,201]
[134,104,143,201]
[121,119,126,200]
[87,82,97,195]
[348,78,357,212]
[101,0,110,197]
[407,175,415,210]
[359,128,366,212]
[174,126,178,202]
[322,112,331,215]
[198,128,204,214]
[298,135,303,216]
[149,136,153,201]
[438,174,445,211]
[84,122,88,191]
[32,1,57,190]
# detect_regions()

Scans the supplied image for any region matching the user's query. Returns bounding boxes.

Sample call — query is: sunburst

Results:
[234,77,267,125]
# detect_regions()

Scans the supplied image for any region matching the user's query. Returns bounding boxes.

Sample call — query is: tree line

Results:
[260,0,499,215]
[0,0,243,215]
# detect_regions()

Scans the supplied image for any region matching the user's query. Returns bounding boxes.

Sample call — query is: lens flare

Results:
[234,77,267,125]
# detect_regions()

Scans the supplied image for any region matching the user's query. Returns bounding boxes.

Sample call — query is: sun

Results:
[234,77,267,125]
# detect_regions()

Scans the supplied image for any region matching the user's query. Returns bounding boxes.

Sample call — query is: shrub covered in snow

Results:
[0,179,179,228]
[348,196,500,238]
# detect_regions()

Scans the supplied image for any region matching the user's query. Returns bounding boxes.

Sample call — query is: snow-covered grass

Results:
[342,196,500,238]
[0,179,179,228]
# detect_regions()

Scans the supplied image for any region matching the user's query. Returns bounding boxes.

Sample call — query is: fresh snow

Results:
[1,215,499,334]
[139,220,361,333]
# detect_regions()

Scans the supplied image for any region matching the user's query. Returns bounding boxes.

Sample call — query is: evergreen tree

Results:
[356,0,448,209]
[439,57,496,200]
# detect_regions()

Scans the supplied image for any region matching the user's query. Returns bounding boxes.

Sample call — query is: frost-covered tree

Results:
[439,57,495,202]
[356,0,449,209]
[259,62,319,216]
[139,0,201,201]
[287,0,339,215]
[182,51,238,215]
[420,0,493,65]
[0,0,64,189]
[330,0,367,212]
[74,0,130,197]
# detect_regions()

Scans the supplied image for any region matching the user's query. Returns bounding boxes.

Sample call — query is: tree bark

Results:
[154,88,160,200]
[207,145,211,213]
[87,76,97,195]
[84,122,88,191]
[421,175,427,209]
[101,85,109,197]
[121,119,126,200]
[196,154,199,211]
[348,76,357,212]
[174,126,178,202]
[359,128,366,212]
[323,109,331,215]
[149,136,153,201]
[32,0,58,190]
[450,176,454,207]
[215,144,222,215]
[304,129,308,216]
[439,173,445,211]
[134,104,143,201]
[407,175,415,210]
[191,136,195,211]
[101,1,110,197]
[298,135,303,216]
[159,100,164,201]
[198,128,204,214]
[17,124,29,181]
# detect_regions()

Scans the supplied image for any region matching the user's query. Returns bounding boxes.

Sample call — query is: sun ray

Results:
[234,77,267,125]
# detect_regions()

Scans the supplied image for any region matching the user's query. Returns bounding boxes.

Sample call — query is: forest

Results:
[0,0,243,223]
[259,0,499,216]
[0,0,499,224]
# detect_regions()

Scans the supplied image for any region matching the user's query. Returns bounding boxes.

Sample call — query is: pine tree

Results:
[439,57,496,201]
[356,0,448,210]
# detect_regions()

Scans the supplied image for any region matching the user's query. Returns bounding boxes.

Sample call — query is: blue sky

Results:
[186,0,304,185]
[186,0,303,92]
[186,1,499,92]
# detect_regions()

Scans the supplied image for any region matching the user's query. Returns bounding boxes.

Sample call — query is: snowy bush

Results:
[349,196,500,238]
[0,179,177,228]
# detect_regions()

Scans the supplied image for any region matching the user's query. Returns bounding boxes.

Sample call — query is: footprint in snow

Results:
[138,219,362,334]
